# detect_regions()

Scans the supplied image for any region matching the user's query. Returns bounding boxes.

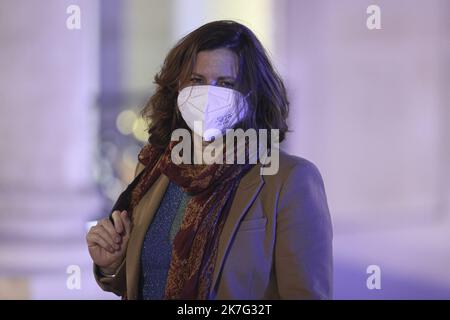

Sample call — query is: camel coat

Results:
[94,151,333,299]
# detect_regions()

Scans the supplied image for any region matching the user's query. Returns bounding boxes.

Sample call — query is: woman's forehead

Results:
[193,48,238,79]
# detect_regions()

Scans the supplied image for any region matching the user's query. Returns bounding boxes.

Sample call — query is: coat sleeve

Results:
[274,159,333,299]
[93,259,127,296]
[93,161,146,297]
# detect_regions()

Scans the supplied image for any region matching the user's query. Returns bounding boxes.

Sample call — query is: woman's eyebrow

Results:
[191,72,205,78]
[191,72,236,81]
[217,76,236,81]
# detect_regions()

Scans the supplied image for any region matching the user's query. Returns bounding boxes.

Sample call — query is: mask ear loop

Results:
[237,90,257,165]
[174,104,182,121]
[174,80,185,124]
[236,90,252,122]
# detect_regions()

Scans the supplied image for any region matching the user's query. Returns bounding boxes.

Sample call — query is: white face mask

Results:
[177,85,248,141]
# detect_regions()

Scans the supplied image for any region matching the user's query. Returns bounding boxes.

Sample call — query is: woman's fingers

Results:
[96,224,120,250]
[86,211,130,259]
[111,210,124,234]
[99,218,121,245]
[120,210,131,236]
[87,230,115,253]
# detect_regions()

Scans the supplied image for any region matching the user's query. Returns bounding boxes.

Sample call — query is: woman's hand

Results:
[86,210,131,274]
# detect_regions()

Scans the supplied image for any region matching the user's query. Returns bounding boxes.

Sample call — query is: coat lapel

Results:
[209,164,265,297]
[125,173,169,299]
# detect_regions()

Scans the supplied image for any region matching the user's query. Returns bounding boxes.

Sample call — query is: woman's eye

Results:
[190,77,203,84]
[219,81,235,88]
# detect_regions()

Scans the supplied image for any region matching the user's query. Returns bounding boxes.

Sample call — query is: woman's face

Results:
[181,48,239,90]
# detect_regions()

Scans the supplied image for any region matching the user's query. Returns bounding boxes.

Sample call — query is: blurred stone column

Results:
[0,0,102,298]
[438,0,450,219]
[277,0,447,229]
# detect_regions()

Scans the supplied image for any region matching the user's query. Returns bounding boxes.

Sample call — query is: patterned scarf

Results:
[110,139,253,299]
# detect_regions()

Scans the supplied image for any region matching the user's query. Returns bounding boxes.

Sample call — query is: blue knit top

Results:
[139,180,191,299]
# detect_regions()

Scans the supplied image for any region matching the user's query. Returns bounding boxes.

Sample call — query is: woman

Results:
[87,20,333,300]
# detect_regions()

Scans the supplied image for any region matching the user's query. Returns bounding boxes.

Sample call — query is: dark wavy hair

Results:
[141,20,289,150]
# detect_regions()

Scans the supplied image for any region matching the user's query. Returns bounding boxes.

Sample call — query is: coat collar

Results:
[210,164,265,297]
